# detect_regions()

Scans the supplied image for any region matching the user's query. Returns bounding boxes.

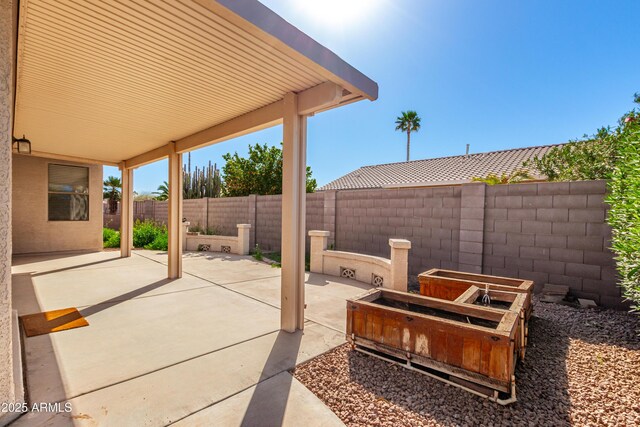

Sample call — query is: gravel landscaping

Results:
[293,298,640,426]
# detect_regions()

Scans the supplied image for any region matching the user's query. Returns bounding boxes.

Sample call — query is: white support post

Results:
[120,166,133,258]
[168,147,183,279]
[182,221,190,250]
[389,239,411,292]
[308,230,329,274]
[237,224,251,255]
[281,92,307,332]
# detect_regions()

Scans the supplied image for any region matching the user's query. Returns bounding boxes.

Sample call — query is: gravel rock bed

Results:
[293,298,640,426]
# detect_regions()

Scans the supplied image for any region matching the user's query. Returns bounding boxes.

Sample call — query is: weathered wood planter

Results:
[454,285,529,360]
[418,269,533,321]
[347,288,519,403]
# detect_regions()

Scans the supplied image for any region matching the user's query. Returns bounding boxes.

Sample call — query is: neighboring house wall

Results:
[12,154,103,254]
[103,180,623,308]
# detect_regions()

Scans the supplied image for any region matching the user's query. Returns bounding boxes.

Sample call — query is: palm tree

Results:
[395,110,422,161]
[103,176,122,214]
[153,181,169,201]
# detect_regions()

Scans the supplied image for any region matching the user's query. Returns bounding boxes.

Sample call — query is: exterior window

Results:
[48,164,89,221]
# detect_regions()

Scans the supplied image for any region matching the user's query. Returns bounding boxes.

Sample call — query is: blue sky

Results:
[105,0,640,194]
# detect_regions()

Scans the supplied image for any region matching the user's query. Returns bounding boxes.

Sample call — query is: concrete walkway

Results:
[10,250,372,426]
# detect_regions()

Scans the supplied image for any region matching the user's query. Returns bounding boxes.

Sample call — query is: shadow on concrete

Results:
[30,257,121,277]
[10,273,75,426]
[305,273,330,287]
[79,278,173,318]
[240,331,302,427]
[179,251,254,263]
[10,250,104,267]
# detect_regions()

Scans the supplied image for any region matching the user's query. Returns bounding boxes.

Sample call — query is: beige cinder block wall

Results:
[0,0,17,419]
[12,154,103,254]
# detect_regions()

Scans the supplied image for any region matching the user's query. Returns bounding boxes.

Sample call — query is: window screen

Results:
[48,164,89,221]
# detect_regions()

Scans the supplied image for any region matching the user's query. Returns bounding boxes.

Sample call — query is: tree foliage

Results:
[524,128,617,181]
[395,110,422,162]
[607,94,640,310]
[183,153,222,199]
[471,169,534,185]
[221,143,317,197]
[153,181,169,201]
[103,176,121,214]
[523,93,640,310]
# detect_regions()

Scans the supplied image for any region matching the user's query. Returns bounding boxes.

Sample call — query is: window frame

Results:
[47,163,90,222]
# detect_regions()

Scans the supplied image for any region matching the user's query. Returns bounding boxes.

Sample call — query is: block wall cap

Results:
[389,239,411,249]
[236,224,252,229]
[308,230,330,237]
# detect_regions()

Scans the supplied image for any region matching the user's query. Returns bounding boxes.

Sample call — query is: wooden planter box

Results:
[454,285,528,360]
[347,288,519,398]
[418,269,533,320]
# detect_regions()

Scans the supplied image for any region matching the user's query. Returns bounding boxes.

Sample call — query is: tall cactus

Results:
[182,153,222,199]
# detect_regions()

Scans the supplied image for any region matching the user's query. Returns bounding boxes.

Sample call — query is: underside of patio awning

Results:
[13,0,377,165]
[9,0,378,333]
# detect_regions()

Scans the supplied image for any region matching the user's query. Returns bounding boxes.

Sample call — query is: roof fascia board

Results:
[195,0,378,101]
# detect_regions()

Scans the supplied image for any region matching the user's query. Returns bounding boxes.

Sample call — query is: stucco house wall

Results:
[12,154,103,254]
[1,0,18,420]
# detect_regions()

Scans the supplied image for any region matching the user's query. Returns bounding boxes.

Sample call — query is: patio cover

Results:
[7,0,378,332]
[14,0,377,163]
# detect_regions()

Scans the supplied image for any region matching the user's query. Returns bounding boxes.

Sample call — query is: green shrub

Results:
[187,225,219,235]
[189,224,204,234]
[525,132,617,182]
[133,219,162,248]
[607,104,640,311]
[144,230,168,251]
[204,226,220,236]
[252,244,263,261]
[103,227,117,243]
[103,228,120,248]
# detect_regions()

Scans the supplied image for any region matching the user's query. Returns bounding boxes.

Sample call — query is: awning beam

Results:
[123,82,344,168]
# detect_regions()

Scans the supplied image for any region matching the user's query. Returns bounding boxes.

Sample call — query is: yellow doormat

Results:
[20,308,89,337]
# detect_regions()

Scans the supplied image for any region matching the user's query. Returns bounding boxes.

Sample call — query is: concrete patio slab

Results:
[142,250,282,285]
[173,372,344,427]
[10,250,367,425]
[222,272,372,333]
[12,253,224,314]
[22,282,282,403]
[138,250,373,333]
[12,323,343,426]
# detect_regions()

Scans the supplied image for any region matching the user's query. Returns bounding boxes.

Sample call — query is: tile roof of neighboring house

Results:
[318,144,565,191]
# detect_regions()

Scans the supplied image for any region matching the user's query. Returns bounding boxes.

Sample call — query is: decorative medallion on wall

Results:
[340,267,356,279]
[372,274,384,287]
